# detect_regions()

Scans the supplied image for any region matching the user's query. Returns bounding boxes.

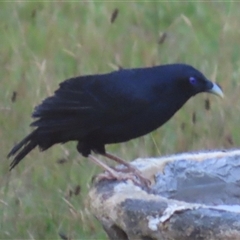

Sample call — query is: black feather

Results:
[8,64,223,169]
[8,130,38,170]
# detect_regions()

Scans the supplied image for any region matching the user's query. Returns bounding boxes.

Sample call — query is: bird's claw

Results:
[112,166,151,187]
[95,169,151,188]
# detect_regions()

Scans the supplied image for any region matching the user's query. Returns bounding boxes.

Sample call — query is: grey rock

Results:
[89,149,240,240]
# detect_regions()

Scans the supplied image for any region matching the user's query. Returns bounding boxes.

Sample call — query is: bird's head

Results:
[176,64,224,98]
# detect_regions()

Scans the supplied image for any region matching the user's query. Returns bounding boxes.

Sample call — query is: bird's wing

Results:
[31,74,151,130]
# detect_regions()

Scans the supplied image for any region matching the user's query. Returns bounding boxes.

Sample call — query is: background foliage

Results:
[1,1,239,239]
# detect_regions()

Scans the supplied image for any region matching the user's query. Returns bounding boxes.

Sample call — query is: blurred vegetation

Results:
[1,1,239,239]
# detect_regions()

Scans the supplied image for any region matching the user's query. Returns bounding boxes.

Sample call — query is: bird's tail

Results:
[7,130,38,170]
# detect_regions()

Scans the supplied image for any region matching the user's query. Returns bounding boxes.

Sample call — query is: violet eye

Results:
[189,77,197,85]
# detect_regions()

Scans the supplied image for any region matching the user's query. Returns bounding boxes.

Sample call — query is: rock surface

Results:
[89,150,240,240]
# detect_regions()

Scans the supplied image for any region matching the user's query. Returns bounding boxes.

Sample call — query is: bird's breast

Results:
[95,102,185,144]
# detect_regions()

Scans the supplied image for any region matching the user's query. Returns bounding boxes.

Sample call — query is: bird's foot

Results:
[112,166,151,187]
[96,169,151,188]
[88,154,151,188]
[103,152,151,187]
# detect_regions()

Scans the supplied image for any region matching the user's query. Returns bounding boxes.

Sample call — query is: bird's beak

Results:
[207,82,224,98]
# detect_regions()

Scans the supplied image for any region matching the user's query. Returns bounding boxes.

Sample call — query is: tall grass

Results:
[1,2,239,239]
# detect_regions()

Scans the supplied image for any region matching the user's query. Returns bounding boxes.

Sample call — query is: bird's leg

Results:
[88,154,121,178]
[102,152,151,186]
[88,154,145,186]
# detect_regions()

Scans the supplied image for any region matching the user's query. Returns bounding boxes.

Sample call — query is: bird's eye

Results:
[189,77,197,85]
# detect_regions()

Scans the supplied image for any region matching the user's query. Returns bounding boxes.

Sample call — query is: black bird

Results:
[8,64,223,185]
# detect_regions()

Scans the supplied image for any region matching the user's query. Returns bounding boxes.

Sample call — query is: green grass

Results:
[1,1,239,239]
